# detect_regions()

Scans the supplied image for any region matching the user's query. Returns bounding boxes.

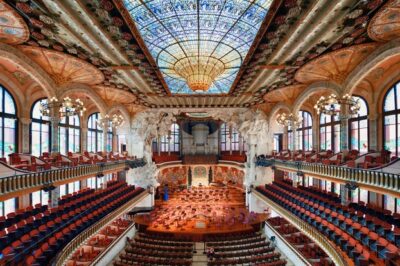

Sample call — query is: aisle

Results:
[192,242,207,266]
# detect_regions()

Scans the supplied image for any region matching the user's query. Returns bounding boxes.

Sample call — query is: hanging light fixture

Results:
[314,93,361,118]
[276,112,303,127]
[97,114,124,129]
[39,97,86,117]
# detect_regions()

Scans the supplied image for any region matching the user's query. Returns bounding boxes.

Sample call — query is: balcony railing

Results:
[0,159,146,200]
[252,190,347,266]
[256,158,400,196]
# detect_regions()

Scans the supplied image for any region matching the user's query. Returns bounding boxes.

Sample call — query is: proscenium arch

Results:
[0,43,56,97]
[291,81,342,114]
[343,39,400,95]
[57,83,108,115]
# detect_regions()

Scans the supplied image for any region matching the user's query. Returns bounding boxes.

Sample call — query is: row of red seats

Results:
[257,184,399,265]
[2,151,129,172]
[115,232,194,266]
[0,182,144,265]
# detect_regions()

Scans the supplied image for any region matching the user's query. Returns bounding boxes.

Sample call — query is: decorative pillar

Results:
[20,117,31,153]
[81,126,88,152]
[245,133,257,207]
[340,105,349,151]
[312,115,319,151]
[112,127,118,152]
[369,113,378,152]
[291,125,298,153]
[282,126,288,150]
[103,129,108,152]
[49,187,60,208]
[50,115,60,153]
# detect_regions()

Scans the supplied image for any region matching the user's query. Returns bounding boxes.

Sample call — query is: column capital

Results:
[20,117,31,125]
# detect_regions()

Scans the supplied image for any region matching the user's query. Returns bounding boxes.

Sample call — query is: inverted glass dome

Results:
[123,0,273,94]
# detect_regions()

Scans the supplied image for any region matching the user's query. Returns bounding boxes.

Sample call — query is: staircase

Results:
[192,242,208,266]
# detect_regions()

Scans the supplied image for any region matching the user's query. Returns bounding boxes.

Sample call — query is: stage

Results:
[134,186,267,241]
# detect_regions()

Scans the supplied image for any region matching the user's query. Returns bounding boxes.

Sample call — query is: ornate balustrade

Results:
[253,190,347,266]
[256,158,400,196]
[0,158,146,201]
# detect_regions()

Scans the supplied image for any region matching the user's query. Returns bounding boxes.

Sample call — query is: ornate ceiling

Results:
[0,0,393,110]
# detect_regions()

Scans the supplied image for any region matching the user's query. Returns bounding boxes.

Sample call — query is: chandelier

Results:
[39,97,86,117]
[276,113,303,128]
[314,94,361,118]
[173,56,225,92]
[97,114,124,129]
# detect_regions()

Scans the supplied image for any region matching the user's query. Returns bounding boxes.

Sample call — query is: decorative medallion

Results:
[19,45,105,85]
[0,0,29,45]
[368,0,400,42]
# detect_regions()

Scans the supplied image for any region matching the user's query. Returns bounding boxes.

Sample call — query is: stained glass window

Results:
[59,115,80,154]
[88,113,103,152]
[349,96,368,153]
[160,123,180,152]
[384,82,400,156]
[0,85,17,158]
[31,99,50,156]
[296,111,313,151]
[220,123,245,152]
[320,113,340,153]
[123,0,273,94]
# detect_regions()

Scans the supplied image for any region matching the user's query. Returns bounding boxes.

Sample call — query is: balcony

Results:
[0,158,146,201]
[256,158,400,197]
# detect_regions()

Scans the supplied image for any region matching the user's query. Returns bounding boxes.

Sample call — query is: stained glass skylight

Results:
[123,0,273,94]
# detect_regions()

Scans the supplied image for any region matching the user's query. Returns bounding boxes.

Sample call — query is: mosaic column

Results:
[81,126,88,152]
[112,127,118,152]
[312,115,319,151]
[103,129,108,152]
[20,117,31,153]
[340,105,349,151]
[50,114,60,154]
[369,113,378,151]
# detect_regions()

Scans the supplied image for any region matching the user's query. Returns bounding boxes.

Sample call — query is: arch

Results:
[0,43,56,97]
[267,102,292,126]
[292,81,342,114]
[58,83,108,115]
[343,39,400,95]
[107,104,131,126]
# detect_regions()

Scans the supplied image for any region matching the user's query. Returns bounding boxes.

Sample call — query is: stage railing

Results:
[0,159,146,201]
[253,190,347,266]
[55,190,148,266]
[256,158,400,196]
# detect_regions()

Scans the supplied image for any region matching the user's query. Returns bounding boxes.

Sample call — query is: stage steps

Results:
[192,242,208,266]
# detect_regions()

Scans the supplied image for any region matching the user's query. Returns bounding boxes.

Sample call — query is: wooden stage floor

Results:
[134,186,267,240]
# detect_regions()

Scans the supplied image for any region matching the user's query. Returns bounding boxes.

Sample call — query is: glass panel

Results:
[4,90,15,114]
[384,87,395,112]
[334,124,340,153]
[123,0,273,94]
[31,191,41,206]
[384,115,396,154]
[4,118,16,157]
[59,185,66,197]
[4,198,15,215]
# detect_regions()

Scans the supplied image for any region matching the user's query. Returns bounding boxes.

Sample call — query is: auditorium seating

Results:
[257,181,400,265]
[114,232,194,266]
[267,216,334,265]
[0,181,144,265]
[206,231,286,266]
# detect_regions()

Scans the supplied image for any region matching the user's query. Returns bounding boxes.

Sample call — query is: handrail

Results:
[0,158,146,201]
[55,190,149,266]
[256,158,400,196]
[253,190,348,266]
[264,220,311,266]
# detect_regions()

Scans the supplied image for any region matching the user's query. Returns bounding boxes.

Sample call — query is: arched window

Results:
[296,111,313,151]
[220,123,246,152]
[87,113,103,152]
[349,96,368,153]
[59,115,80,154]
[160,123,180,152]
[0,86,17,158]
[383,82,400,156]
[319,113,341,153]
[31,99,50,156]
